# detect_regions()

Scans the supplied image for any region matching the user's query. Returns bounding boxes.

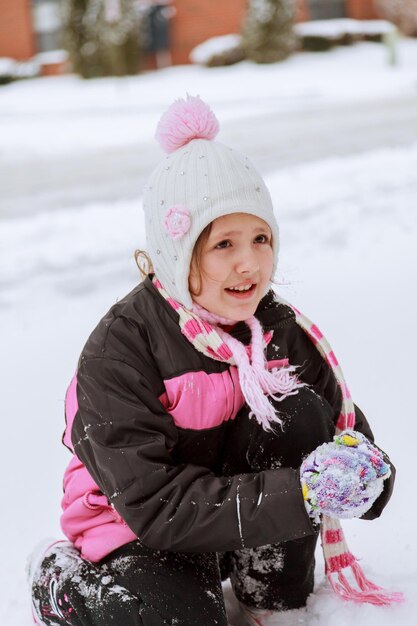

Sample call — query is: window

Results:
[32,0,64,52]
[308,0,346,20]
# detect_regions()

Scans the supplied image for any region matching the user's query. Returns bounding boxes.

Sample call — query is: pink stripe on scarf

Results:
[328,351,339,368]
[310,324,324,341]
[324,529,344,544]
[167,297,181,310]
[207,344,234,360]
[182,318,203,341]
[326,552,356,573]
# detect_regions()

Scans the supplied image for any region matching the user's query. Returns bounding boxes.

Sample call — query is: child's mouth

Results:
[225,283,256,298]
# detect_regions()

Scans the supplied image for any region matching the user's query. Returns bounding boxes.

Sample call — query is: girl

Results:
[28,96,400,626]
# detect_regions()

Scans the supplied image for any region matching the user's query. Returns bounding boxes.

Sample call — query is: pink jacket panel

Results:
[61,455,136,562]
[159,367,245,429]
[62,372,78,452]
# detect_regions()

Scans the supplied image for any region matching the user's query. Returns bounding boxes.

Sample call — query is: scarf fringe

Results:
[327,560,404,606]
[228,345,303,431]
[226,337,283,431]
[208,312,303,431]
[321,516,404,607]
[257,365,304,398]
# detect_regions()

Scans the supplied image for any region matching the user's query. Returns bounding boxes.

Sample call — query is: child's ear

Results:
[188,262,200,297]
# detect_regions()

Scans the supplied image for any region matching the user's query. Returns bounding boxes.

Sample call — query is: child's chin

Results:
[225,303,259,322]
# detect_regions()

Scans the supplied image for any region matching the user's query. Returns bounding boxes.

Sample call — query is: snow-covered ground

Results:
[1,38,417,624]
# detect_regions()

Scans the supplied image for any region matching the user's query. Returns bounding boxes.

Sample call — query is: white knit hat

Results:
[143,95,279,308]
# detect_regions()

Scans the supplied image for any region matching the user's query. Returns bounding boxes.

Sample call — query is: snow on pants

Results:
[220,386,335,611]
[31,541,227,625]
[32,387,335,624]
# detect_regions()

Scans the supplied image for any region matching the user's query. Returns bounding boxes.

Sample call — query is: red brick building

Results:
[0,1,381,68]
[171,0,379,64]
[171,0,247,65]
[0,0,36,60]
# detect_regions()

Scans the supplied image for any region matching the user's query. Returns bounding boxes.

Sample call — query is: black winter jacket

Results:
[67,277,394,555]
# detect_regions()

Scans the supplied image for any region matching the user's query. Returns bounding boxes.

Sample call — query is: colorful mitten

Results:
[300,430,391,522]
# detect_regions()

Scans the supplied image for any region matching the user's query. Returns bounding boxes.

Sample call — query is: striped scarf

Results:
[154,277,402,605]
[285,302,402,605]
[153,277,304,431]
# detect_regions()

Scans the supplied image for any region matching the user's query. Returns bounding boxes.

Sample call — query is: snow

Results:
[1,37,417,624]
[0,57,40,80]
[294,18,396,38]
[34,50,69,65]
[189,34,242,65]
[1,39,416,162]
[189,20,397,68]
[0,57,18,75]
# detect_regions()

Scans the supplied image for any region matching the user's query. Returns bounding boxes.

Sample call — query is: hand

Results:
[300,430,391,521]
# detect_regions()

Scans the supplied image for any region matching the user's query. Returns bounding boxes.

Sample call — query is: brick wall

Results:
[346,0,379,19]
[171,0,247,65]
[296,0,311,22]
[0,0,35,60]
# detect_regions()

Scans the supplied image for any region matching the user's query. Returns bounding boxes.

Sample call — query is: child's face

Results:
[189,213,274,321]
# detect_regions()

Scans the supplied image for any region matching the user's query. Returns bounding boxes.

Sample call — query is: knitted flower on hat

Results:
[300,430,391,522]
[143,94,279,308]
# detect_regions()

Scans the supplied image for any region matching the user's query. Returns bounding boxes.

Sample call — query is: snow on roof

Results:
[189,34,242,65]
[295,18,396,39]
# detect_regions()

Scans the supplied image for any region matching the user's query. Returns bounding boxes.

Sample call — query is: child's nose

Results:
[235,249,260,274]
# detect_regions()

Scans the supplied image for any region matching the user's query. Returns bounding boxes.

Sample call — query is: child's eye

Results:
[215,240,231,249]
[254,234,270,244]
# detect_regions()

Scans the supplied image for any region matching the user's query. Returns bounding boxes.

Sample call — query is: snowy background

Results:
[1,37,416,623]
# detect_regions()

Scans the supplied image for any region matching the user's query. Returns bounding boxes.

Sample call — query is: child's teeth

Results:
[230,285,251,292]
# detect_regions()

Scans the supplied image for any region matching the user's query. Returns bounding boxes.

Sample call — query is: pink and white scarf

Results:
[153,277,303,431]
[154,277,403,606]
[286,302,403,606]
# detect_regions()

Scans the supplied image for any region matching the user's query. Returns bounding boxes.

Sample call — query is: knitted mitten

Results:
[300,430,391,521]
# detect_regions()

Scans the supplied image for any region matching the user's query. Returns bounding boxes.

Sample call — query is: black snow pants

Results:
[31,387,335,625]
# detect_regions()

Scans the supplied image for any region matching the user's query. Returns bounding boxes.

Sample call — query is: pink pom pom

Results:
[155,94,219,153]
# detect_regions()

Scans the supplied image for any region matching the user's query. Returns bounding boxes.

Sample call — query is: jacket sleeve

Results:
[72,354,316,553]
[287,320,396,519]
